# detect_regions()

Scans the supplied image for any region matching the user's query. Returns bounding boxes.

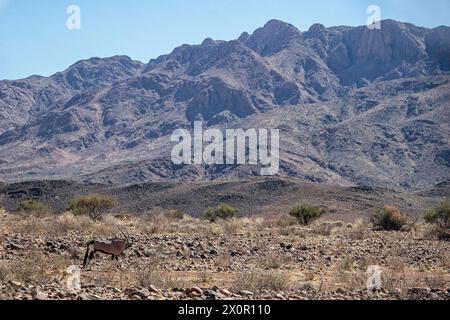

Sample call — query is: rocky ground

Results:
[0,209,448,300]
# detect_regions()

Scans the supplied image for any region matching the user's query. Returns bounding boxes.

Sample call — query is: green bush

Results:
[203,204,237,222]
[371,206,408,231]
[424,201,450,240]
[17,200,51,217]
[289,205,325,225]
[70,194,116,221]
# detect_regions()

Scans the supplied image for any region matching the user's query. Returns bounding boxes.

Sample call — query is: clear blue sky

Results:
[1,0,449,80]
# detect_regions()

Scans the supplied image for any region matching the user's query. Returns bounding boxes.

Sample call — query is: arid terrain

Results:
[1,16,449,302]
[0,177,447,218]
[0,180,448,301]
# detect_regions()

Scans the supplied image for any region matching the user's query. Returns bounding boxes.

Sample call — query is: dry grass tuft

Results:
[347,219,368,240]
[232,271,290,293]
[136,267,186,290]
[262,213,298,228]
[261,253,283,270]
[12,212,122,237]
[338,257,356,272]
[310,222,335,236]
[0,251,52,285]
[424,271,448,289]
[138,212,225,236]
[382,269,407,292]
[218,218,243,235]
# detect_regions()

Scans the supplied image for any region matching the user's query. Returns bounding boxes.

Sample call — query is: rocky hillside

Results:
[0,20,449,190]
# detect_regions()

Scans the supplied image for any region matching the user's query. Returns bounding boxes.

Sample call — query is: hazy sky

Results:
[1,0,449,80]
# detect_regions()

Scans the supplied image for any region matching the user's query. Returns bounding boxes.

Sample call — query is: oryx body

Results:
[83,229,132,268]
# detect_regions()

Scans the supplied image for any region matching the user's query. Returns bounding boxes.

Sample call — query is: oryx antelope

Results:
[83,227,133,269]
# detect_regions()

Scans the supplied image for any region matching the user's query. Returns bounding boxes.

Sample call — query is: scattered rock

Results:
[32,289,48,300]
[6,242,24,250]
[149,285,163,295]
[238,290,254,297]
[185,287,203,297]
[9,281,23,290]
[218,288,232,297]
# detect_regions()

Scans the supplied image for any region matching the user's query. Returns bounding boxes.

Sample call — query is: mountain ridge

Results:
[0,19,449,191]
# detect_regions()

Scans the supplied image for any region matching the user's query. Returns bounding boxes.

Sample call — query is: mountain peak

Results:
[242,19,301,56]
[52,55,144,90]
[238,32,250,42]
[263,19,301,32]
[304,23,327,41]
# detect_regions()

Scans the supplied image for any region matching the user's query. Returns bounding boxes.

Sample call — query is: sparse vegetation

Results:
[371,206,408,231]
[219,218,243,235]
[232,271,290,293]
[91,273,117,288]
[0,208,448,300]
[0,265,8,283]
[424,201,450,240]
[70,194,117,221]
[166,210,185,221]
[348,219,367,240]
[263,213,298,228]
[262,253,282,270]
[17,200,51,217]
[203,204,237,222]
[2,251,52,285]
[136,265,186,290]
[289,205,325,225]
[311,222,334,236]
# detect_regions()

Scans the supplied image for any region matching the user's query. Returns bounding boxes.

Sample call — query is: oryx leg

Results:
[83,246,95,269]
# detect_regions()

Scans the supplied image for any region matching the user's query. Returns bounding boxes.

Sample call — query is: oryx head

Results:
[118,226,133,248]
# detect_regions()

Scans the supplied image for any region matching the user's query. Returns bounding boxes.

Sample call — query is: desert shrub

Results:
[203,204,237,222]
[3,251,51,285]
[218,218,243,235]
[424,271,448,289]
[0,264,8,283]
[232,271,290,293]
[17,200,51,217]
[382,270,407,292]
[371,206,408,231]
[166,210,185,221]
[50,213,92,235]
[261,253,285,270]
[262,213,298,228]
[70,194,116,221]
[338,257,356,272]
[289,205,325,225]
[91,273,118,288]
[311,222,334,236]
[136,264,186,290]
[348,224,366,240]
[424,201,450,240]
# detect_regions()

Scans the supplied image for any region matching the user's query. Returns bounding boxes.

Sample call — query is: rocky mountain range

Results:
[0,19,449,191]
